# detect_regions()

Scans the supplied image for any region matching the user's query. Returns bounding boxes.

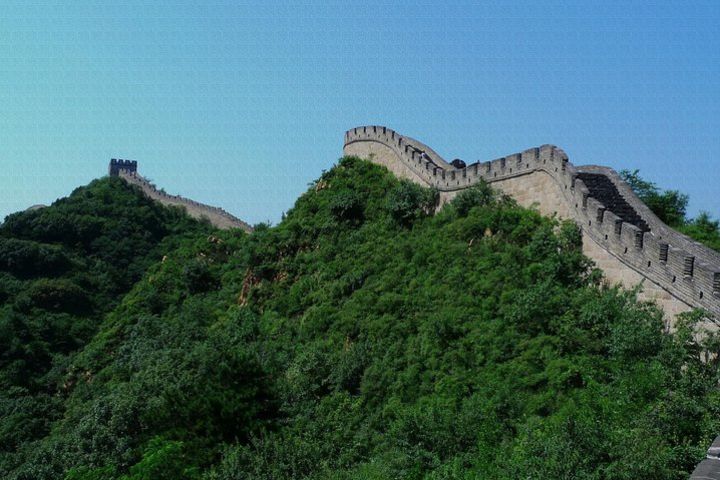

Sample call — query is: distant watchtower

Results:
[109,159,138,177]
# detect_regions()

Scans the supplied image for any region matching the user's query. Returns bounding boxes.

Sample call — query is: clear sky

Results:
[1,1,718,225]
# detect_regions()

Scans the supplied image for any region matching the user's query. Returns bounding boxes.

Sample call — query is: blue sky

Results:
[1,1,718,225]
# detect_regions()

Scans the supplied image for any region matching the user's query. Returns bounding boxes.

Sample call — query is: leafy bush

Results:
[16,278,91,314]
[0,176,215,471]
[1,159,718,480]
[0,238,74,278]
[679,212,720,251]
[329,190,364,223]
[386,181,438,226]
[450,180,496,216]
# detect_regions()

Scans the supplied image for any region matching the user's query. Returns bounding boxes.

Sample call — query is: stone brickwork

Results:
[109,158,137,177]
[691,436,720,479]
[344,126,720,323]
[108,160,252,232]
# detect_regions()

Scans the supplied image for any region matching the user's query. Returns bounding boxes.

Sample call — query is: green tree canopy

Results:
[0,160,717,480]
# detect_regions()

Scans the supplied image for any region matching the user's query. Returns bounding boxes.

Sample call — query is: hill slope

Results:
[1,159,719,479]
[0,177,214,471]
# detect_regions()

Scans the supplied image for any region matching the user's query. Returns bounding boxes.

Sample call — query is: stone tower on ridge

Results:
[108,159,138,177]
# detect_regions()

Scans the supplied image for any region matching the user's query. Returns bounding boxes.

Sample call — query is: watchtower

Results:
[109,159,138,177]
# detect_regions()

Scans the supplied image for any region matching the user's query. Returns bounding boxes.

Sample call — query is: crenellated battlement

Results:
[344,126,720,321]
[108,160,252,232]
[109,158,138,177]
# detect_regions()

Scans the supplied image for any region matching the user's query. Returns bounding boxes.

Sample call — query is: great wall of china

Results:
[343,126,720,325]
[110,132,719,477]
[347,126,720,480]
[109,131,720,323]
[108,159,252,233]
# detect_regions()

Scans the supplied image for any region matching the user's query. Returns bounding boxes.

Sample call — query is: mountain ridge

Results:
[344,126,720,322]
[2,156,718,479]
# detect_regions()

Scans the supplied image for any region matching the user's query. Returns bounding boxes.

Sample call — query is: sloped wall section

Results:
[691,436,720,479]
[344,126,720,322]
[109,160,252,233]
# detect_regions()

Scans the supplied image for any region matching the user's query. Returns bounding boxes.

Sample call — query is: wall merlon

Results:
[695,262,715,292]
[684,255,695,278]
[343,125,720,320]
[581,191,590,209]
[115,163,252,232]
[538,145,555,164]
[596,206,606,223]
[634,229,645,250]
[574,178,589,194]
[602,210,621,230]
[619,222,639,249]
[667,246,687,280]
[586,196,603,214]
[643,233,660,258]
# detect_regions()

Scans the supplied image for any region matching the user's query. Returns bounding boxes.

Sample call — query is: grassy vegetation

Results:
[1,159,718,479]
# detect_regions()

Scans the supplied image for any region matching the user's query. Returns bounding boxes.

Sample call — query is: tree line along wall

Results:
[108,160,252,233]
[344,126,720,324]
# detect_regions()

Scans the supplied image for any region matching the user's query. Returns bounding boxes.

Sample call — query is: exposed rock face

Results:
[343,126,720,325]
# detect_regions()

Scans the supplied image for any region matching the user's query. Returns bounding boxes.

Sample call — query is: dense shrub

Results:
[386,180,438,226]
[450,180,496,216]
[0,238,74,278]
[0,159,718,480]
[0,177,213,468]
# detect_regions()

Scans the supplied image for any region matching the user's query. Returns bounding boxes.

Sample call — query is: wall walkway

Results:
[112,166,252,233]
[344,126,720,323]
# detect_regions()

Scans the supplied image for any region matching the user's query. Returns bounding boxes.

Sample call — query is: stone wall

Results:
[691,436,720,479]
[344,126,720,323]
[109,158,137,177]
[110,163,252,232]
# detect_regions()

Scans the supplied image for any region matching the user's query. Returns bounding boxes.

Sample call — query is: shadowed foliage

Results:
[1,159,718,480]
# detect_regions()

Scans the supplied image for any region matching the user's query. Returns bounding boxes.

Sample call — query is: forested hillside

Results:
[0,177,212,475]
[2,159,719,479]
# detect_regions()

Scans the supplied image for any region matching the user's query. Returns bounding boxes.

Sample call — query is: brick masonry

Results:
[108,159,252,233]
[343,126,720,325]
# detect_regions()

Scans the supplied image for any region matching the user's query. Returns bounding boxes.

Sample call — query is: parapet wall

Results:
[109,158,137,177]
[344,126,720,321]
[111,163,252,232]
[691,436,720,479]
